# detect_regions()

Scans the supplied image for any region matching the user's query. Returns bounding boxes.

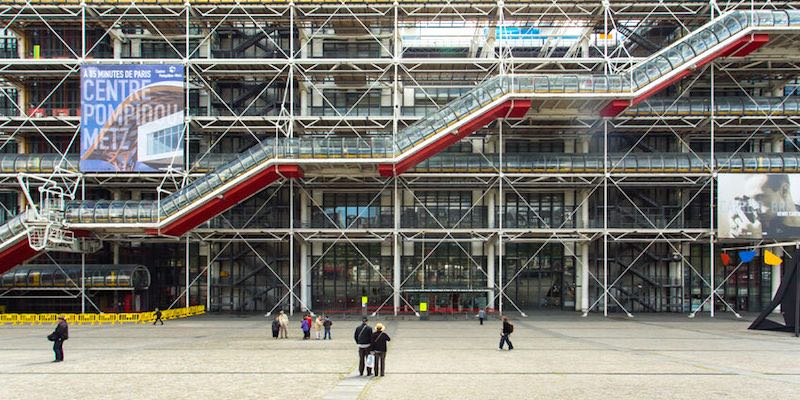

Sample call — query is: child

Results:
[301,318,310,340]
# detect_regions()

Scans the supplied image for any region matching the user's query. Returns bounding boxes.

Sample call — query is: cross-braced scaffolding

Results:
[0,0,798,318]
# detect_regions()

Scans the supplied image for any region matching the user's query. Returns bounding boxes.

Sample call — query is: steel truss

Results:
[0,1,798,317]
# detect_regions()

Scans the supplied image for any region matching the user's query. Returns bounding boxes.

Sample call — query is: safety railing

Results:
[0,305,205,326]
[412,153,800,174]
[33,151,800,226]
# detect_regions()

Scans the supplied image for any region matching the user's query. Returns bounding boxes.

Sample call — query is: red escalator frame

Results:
[378,99,532,177]
[148,164,304,237]
[0,238,39,275]
[600,34,769,118]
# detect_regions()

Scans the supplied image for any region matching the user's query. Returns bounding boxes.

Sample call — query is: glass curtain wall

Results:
[502,243,568,310]
[311,243,392,311]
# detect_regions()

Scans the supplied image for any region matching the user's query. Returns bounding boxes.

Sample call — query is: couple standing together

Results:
[353,317,391,377]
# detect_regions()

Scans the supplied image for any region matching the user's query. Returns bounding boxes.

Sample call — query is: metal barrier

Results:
[117,313,140,324]
[0,306,206,327]
[38,313,59,325]
[0,313,18,325]
[138,311,155,324]
[17,313,38,326]
[63,314,80,325]
[77,314,98,325]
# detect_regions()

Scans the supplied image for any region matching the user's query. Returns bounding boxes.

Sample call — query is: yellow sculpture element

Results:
[764,250,782,266]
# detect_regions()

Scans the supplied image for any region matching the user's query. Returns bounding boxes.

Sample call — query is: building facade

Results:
[0,0,798,317]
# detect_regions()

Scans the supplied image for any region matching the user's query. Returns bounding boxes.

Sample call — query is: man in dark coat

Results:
[370,323,391,377]
[271,316,281,339]
[499,316,514,351]
[353,317,373,376]
[323,316,333,340]
[154,308,164,325]
[50,316,69,362]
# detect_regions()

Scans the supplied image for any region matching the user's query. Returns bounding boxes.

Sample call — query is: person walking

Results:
[323,315,333,340]
[301,317,311,340]
[48,316,69,362]
[314,315,323,340]
[478,308,486,325]
[278,310,289,339]
[271,316,281,339]
[353,317,373,376]
[370,323,391,377]
[153,308,164,325]
[499,316,514,351]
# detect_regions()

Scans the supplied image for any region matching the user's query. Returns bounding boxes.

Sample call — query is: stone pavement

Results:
[1,313,799,399]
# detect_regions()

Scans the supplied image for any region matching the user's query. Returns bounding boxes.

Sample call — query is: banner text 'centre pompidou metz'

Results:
[80,64,185,173]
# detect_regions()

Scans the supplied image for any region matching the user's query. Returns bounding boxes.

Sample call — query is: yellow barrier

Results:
[117,313,140,324]
[0,313,18,325]
[77,314,98,326]
[1,307,204,327]
[63,314,79,325]
[18,314,38,326]
[97,313,118,325]
[38,313,59,325]
[161,310,174,320]
[139,311,155,324]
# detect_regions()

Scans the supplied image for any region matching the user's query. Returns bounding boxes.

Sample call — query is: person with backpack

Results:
[153,308,164,325]
[353,317,373,376]
[499,316,514,351]
[323,315,333,340]
[370,323,391,377]
[271,316,281,339]
[47,316,69,362]
[301,317,311,340]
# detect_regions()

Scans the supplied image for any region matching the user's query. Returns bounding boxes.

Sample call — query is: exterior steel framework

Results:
[0,0,798,317]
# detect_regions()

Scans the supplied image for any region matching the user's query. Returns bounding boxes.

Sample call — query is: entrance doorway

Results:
[403,290,488,314]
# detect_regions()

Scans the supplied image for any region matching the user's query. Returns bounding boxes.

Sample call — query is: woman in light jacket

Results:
[314,315,324,340]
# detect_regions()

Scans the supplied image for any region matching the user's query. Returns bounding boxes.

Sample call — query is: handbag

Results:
[47,332,56,342]
[365,353,375,369]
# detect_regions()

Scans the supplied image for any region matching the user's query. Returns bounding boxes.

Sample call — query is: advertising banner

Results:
[81,64,185,172]
[718,173,800,239]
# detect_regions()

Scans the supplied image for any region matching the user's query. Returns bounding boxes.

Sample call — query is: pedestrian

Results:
[304,314,313,334]
[278,310,289,339]
[370,323,391,377]
[47,316,69,362]
[301,318,310,340]
[153,308,164,325]
[478,308,486,325]
[499,316,514,351]
[271,316,280,339]
[353,316,373,376]
[314,315,323,340]
[323,315,333,340]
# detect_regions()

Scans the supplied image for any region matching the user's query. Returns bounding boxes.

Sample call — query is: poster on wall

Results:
[718,173,800,239]
[80,64,185,172]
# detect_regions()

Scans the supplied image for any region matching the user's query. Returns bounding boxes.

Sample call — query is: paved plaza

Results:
[1,313,798,399]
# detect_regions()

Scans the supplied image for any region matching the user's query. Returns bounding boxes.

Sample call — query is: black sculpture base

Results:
[748,248,800,337]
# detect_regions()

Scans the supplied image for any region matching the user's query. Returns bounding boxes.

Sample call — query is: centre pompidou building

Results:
[0,0,798,318]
